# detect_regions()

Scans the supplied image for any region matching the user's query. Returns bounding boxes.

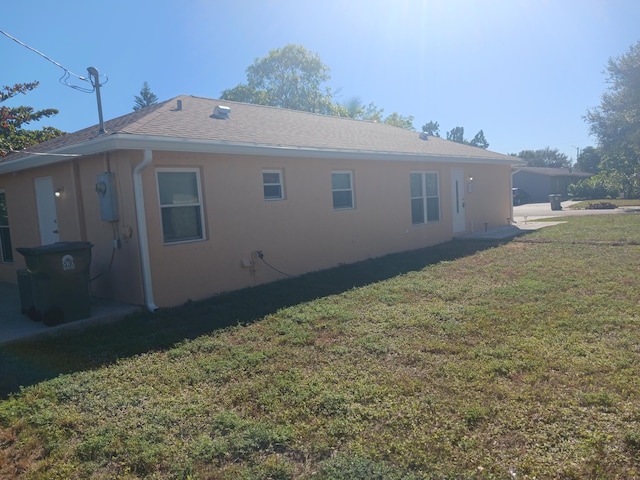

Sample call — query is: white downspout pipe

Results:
[510,168,520,225]
[133,149,159,312]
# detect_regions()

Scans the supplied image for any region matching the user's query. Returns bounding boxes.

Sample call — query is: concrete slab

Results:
[455,222,562,241]
[0,282,141,345]
[457,200,640,241]
[513,201,640,222]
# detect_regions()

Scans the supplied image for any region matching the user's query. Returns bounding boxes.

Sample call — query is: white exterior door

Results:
[451,167,466,234]
[34,177,60,245]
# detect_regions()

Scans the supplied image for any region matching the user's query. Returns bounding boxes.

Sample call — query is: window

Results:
[0,190,12,263]
[263,169,284,200]
[332,171,354,210]
[410,172,440,224]
[157,169,205,244]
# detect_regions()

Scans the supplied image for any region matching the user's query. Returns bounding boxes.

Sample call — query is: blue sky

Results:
[2,0,639,161]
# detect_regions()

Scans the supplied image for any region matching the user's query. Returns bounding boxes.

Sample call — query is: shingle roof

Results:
[2,95,518,165]
[515,166,593,177]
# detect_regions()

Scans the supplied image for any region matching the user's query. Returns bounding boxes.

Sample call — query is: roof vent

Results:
[212,105,231,119]
[419,132,429,140]
[176,99,182,111]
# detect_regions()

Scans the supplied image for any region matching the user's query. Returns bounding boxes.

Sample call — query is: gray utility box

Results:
[96,172,119,222]
[17,242,93,326]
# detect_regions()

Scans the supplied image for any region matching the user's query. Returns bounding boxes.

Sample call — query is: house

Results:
[0,96,520,310]
[512,166,593,203]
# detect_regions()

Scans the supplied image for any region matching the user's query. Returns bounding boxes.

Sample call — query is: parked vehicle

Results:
[512,188,531,205]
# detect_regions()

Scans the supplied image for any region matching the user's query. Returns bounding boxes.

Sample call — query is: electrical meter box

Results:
[95,172,119,222]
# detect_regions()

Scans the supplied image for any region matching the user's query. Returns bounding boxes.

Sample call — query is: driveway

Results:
[513,200,640,223]
[459,200,640,240]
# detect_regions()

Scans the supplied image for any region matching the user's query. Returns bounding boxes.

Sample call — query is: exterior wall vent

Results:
[212,105,231,119]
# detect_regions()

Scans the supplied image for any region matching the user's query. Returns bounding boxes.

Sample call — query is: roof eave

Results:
[0,134,519,174]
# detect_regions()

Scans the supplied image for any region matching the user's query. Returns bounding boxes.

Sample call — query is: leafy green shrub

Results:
[568,173,620,199]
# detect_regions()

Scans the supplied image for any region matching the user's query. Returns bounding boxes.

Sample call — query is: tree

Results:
[421,121,440,137]
[340,97,363,118]
[221,44,337,114]
[442,126,490,149]
[517,147,571,168]
[446,126,465,143]
[339,97,384,122]
[340,98,414,128]
[421,122,489,147]
[575,146,603,173]
[585,40,640,197]
[383,112,415,130]
[469,129,489,149]
[133,81,159,111]
[0,82,64,156]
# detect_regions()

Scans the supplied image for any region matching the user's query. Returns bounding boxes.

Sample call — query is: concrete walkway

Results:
[0,282,141,345]
[457,201,573,240]
[459,200,640,240]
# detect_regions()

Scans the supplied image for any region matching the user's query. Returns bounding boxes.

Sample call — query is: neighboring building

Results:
[0,96,520,309]
[512,166,593,203]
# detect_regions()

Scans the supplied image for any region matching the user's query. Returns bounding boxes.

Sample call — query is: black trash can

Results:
[16,242,93,326]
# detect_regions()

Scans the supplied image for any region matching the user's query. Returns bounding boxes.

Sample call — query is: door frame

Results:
[34,176,60,245]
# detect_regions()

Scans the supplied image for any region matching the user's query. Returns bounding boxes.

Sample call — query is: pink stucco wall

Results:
[0,149,512,308]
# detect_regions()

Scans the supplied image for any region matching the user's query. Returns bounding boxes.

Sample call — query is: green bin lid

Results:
[17,242,93,257]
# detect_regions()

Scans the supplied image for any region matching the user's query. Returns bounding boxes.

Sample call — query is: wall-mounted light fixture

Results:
[54,187,64,198]
[467,176,474,193]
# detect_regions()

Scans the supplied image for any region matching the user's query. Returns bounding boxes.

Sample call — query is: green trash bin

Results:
[16,242,93,326]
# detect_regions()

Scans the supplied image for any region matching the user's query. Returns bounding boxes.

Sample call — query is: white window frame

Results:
[262,169,285,201]
[410,172,440,225]
[332,170,354,210]
[0,190,13,263]
[156,168,206,244]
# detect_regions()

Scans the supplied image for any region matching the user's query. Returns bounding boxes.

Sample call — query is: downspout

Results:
[133,149,159,312]
[510,168,520,225]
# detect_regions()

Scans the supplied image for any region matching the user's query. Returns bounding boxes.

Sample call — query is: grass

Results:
[1,214,640,479]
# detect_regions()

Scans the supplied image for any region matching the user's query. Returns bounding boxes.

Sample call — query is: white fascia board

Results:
[118,135,520,165]
[0,133,518,174]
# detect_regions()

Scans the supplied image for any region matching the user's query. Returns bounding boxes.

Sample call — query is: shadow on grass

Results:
[0,239,504,399]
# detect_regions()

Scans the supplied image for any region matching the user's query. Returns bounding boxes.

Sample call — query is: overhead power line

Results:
[0,29,106,93]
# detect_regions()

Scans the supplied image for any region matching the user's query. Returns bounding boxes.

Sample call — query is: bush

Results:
[568,173,620,200]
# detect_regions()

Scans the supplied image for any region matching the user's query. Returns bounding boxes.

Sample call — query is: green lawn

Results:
[1,214,640,479]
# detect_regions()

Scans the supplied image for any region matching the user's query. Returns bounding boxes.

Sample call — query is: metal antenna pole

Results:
[87,67,106,134]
